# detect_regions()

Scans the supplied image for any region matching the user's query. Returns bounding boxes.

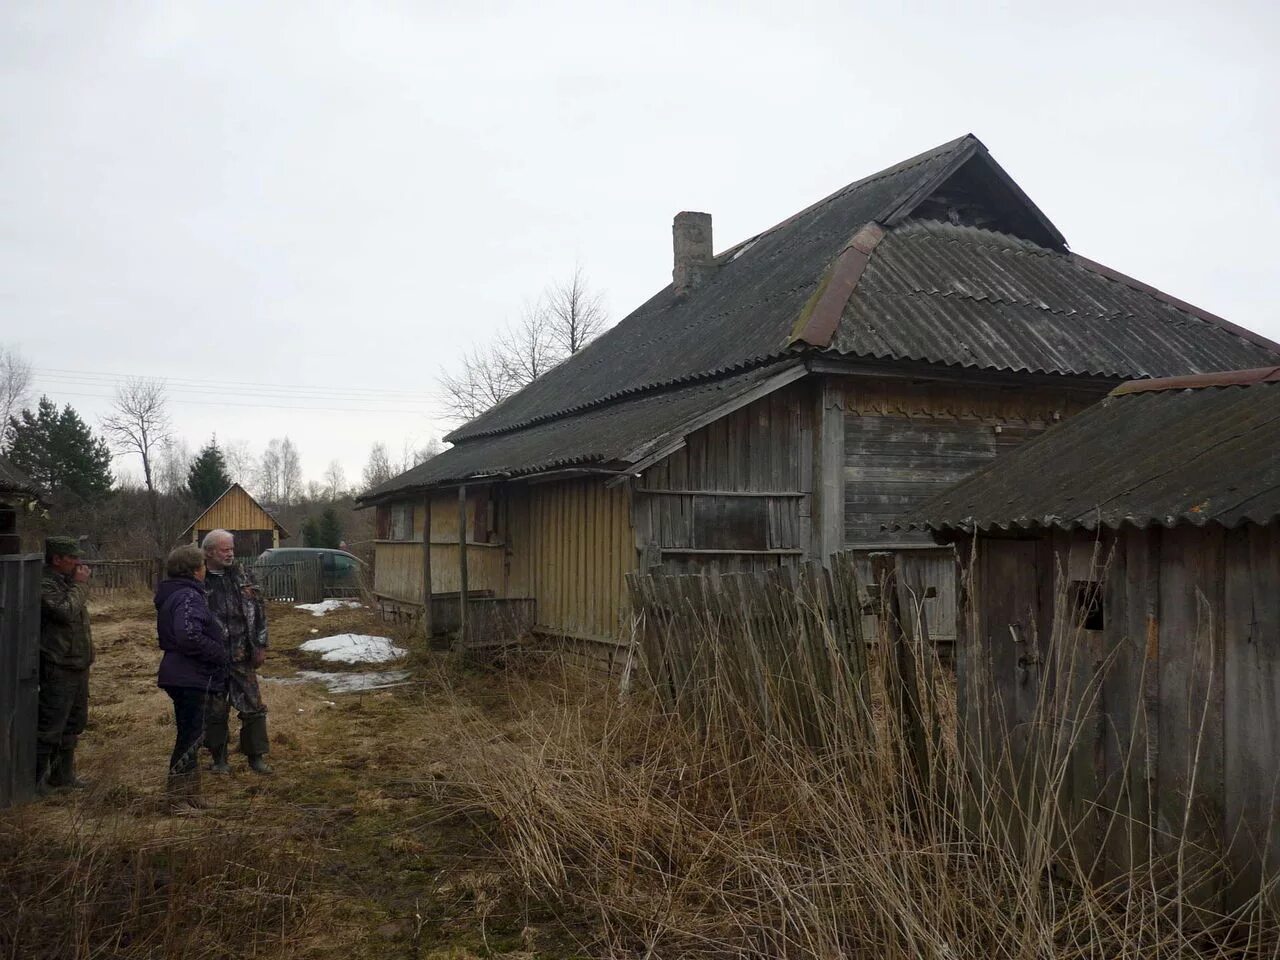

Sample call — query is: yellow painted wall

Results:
[189,485,280,540]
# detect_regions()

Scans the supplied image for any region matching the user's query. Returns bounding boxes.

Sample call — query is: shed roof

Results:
[180,483,291,539]
[366,134,1280,501]
[896,368,1280,534]
[0,454,45,504]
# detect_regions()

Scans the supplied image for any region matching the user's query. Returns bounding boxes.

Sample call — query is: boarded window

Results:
[692,497,768,551]
[389,504,414,541]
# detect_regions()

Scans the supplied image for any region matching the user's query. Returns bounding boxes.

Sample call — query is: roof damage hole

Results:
[1071,579,1105,631]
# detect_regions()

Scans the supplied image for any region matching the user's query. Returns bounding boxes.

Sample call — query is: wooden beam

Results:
[811,378,845,564]
[456,484,468,651]
[635,488,807,498]
[421,494,432,639]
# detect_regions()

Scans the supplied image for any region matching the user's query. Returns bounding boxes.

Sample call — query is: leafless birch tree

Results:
[0,344,33,449]
[101,377,172,554]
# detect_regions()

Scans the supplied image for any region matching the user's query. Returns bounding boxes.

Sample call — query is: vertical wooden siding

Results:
[636,381,814,576]
[966,525,1280,906]
[505,479,634,641]
[190,485,280,539]
[371,488,501,602]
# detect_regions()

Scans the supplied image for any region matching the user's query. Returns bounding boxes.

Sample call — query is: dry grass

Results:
[439,573,1280,960]
[0,593,581,960]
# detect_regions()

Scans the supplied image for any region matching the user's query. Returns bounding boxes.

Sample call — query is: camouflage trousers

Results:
[37,661,89,751]
[204,660,270,757]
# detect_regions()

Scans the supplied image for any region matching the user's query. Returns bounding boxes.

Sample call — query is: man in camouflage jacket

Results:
[201,529,273,775]
[38,536,94,793]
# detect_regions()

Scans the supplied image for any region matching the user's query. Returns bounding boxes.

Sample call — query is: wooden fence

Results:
[241,557,323,604]
[0,554,41,808]
[85,559,156,596]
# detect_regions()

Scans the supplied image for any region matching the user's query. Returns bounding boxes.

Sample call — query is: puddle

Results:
[271,669,412,693]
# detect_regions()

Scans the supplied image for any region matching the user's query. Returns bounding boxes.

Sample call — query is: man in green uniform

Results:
[201,529,273,775]
[37,536,94,794]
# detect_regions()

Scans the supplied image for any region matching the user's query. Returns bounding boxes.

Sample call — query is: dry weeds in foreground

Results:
[443,579,1280,959]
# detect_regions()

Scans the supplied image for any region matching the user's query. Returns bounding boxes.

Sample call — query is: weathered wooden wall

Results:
[636,380,813,576]
[505,479,634,642]
[372,541,506,603]
[0,554,40,808]
[839,378,1098,640]
[190,486,281,545]
[961,524,1280,907]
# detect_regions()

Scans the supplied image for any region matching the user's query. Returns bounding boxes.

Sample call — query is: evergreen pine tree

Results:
[301,517,321,547]
[7,396,113,500]
[187,439,232,507]
[318,507,343,549]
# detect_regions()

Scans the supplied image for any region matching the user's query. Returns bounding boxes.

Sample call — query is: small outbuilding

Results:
[0,454,46,555]
[898,366,1280,907]
[180,483,289,557]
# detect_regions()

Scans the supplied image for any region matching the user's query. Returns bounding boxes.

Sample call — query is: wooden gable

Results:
[182,484,288,540]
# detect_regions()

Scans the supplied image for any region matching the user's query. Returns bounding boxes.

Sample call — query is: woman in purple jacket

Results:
[155,544,229,810]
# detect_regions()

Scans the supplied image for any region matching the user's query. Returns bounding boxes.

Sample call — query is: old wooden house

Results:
[360,134,1280,660]
[180,483,289,557]
[897,366,1280,905]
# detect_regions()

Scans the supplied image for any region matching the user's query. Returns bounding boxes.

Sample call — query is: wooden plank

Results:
[421,495,433,637]
[456,484,468,651]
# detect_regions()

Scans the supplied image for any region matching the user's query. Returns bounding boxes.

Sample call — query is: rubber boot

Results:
[35,748,55,797]
[53,747,89,790]
[247,754,274,775]
[209,744,231,774]
[166,769,208,813]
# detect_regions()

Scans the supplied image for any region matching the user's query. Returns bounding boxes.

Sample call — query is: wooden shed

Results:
[898,366,1280,908]
[0,455,46,556]
[359,134,1280,664]
[181,483,289,557]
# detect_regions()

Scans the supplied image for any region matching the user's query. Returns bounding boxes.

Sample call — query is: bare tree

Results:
[323,459,347,500]
[223,438,253,485]
[156,439,192,495]
[279,437,302,505]
[0,344,33,450]
[361,442,395,493]
[101,377,172,554]
[257,440,282,504]
[439,268,608,422]
[545,264,608,355]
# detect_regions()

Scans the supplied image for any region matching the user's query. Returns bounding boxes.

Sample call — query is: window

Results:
[1071,580,1105,631]
[390,503,413,541]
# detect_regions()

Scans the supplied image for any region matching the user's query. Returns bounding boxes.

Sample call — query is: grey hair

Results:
[166,544,206,578]
[201,529,234,552]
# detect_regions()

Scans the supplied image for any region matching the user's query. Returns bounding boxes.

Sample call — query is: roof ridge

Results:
[1110,366,1280,396]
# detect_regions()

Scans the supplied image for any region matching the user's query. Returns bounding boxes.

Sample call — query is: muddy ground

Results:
[0,593,587,960]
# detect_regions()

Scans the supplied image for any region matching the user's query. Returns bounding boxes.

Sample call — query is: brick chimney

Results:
[672,211,715,295]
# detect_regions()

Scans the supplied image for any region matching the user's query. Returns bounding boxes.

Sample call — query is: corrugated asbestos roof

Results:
[896,371,1280,533]
[0,454,44,502]
[448,135,977,443]
[363,363,800,501]
[833,220,1273,377]
[366,134,1280,499]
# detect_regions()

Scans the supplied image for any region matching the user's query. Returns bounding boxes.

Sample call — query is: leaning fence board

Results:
[0,554,41,808]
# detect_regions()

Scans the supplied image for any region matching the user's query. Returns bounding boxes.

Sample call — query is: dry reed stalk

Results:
[442,553,1279,959]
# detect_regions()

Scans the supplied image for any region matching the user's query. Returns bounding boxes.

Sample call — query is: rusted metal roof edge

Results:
[1071,254,1280,356]
[1110,366,1280,396]
[790,223,886,347]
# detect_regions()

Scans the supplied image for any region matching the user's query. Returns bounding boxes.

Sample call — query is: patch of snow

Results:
[264,669,412,694]
[299,634,407,664]
[295,599,363,617]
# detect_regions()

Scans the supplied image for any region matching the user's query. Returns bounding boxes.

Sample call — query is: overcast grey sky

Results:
[3,0,1277,488]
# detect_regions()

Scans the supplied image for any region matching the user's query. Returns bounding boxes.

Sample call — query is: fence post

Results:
[421,494,433,639]
[870,551,929,811]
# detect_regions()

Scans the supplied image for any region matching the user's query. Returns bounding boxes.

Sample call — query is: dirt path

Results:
[0,595,580,960]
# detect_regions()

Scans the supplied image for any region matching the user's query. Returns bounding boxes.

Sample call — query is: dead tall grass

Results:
[443,560,1280,959]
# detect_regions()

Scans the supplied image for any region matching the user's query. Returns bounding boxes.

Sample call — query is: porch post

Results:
[457,484,468,651]
[421,493,433,639]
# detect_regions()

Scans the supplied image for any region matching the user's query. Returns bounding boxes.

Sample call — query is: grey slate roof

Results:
[364,363,801,500]
[0,454,44,503]
[367,134,1280,501]
[896,368,1280,533]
